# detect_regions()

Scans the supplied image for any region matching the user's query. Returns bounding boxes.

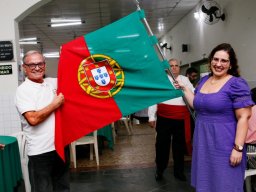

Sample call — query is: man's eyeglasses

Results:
[212,57,230,65]
[24,62,45,70]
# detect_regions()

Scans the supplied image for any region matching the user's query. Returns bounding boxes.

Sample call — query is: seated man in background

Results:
[185,67,198,87]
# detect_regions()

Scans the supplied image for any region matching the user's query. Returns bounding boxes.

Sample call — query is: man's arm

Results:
[148,105,157,128]
[23,93,64,126]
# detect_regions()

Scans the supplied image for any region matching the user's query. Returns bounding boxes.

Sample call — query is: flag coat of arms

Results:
[55,10,183,159]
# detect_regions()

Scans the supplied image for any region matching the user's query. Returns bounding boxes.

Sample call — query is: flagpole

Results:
[133,0,196,121]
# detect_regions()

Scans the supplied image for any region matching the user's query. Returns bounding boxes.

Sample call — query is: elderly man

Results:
[148,58,194,181]
[15,50,70,192]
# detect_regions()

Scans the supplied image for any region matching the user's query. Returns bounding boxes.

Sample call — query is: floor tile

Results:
[70,122,194,192]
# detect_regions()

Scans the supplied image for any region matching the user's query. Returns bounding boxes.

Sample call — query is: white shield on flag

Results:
[91,66,110,86]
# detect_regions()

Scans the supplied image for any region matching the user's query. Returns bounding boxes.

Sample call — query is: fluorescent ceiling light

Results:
[19,37,37,41]
[19,41,39,45]
[51,18,81,23]
[157,22,164,31]
[49,18,85,27]
[19,37,39,45]
[43,52,60,58]
[49,21,83,27]
[194,12,200,20]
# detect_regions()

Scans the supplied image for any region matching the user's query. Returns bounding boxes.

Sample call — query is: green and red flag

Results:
[55,10,183,159]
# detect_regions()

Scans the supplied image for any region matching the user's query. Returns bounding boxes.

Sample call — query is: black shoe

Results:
[174,172,187,181]
[155,170,163,181]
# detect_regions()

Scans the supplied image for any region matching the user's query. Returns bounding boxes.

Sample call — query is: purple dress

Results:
[191,75,254,192]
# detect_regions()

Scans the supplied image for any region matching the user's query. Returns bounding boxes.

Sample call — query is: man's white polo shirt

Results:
[15,78,57,156]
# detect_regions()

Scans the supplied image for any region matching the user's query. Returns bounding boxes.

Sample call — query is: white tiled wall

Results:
[0,94,21,135]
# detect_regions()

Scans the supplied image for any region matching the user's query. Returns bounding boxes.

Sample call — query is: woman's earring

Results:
[229,66,232,70]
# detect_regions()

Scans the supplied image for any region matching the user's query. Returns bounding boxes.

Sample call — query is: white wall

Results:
[0,0,51,94]
[161,0,256,87]
[0,0,51,134]
[45,58,59,77]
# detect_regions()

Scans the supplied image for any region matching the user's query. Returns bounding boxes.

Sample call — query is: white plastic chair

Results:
[11,131,31,192]
[111,122,116,144]
[121,115,133,135]
[70,130,99,168]
[112,115,133,138]
[118,115,133,135]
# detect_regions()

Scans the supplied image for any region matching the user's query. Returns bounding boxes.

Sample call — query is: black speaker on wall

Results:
[182,44,188,52]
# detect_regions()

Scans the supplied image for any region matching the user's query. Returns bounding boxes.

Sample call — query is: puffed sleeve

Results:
[230,77,254,109]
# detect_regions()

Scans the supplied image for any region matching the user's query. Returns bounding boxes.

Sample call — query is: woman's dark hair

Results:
[208,43,240,77]
[251,88,256,104]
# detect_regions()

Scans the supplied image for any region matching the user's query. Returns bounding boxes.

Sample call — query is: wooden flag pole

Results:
[133,0,196,121]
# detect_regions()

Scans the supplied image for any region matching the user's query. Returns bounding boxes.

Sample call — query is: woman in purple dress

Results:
[175,43,254,192]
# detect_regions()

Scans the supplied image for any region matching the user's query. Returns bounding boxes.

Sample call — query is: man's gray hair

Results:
[169,58,180,65]
[23,50,45,64]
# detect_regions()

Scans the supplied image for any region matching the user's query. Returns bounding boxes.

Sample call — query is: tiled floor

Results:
[70,165,194,192]
[72,122,156,170]
[70,121,194,192]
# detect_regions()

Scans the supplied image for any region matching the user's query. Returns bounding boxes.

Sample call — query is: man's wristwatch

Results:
[233,144,243,152]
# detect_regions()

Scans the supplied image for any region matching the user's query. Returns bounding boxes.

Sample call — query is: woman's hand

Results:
[173,79,185,90]
[0,144,5,150]
[173,78,195,108]
[230,149,243,167]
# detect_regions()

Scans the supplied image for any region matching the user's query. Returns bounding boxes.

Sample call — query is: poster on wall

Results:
[0,41,13,61]
[0,64,12,75]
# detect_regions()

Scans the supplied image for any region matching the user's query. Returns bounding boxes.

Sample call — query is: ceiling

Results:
[19,0,201,55]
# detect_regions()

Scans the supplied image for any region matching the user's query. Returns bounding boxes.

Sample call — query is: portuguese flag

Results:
[55,10,183,159]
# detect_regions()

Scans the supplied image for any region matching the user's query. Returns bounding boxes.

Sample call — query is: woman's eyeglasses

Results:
[212,57,230,65]
[24,62,45,70]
